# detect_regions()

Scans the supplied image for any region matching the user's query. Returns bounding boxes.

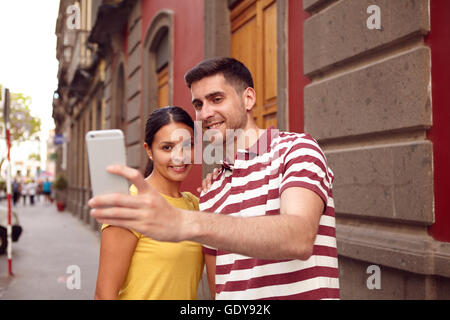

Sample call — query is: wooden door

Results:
[157,65,169,108]
[231,0,277,129]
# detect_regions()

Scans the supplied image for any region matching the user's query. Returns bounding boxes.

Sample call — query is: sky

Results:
[0,0,60,172]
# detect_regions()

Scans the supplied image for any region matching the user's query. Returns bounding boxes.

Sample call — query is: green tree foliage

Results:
[28,153,41,161]
[0,84,41,142]
[54,172,68,190]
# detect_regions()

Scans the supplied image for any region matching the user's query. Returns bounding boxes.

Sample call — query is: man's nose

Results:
[196,103,214,121]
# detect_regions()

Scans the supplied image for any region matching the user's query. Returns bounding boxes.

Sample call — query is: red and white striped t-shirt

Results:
[200,128,340,300]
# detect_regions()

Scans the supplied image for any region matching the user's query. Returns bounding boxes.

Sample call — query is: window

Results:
[113,63,126,130]
[230,0,278,129]
[143,10,173,117]
[155,27,169,108]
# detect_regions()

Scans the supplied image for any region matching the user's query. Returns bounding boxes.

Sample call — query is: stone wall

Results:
[126,1,142,169]
[303,0,450,299]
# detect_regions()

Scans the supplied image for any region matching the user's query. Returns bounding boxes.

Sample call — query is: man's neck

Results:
[224,125,265,163]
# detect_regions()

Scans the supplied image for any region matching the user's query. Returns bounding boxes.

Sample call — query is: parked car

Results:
[0,206,22,255]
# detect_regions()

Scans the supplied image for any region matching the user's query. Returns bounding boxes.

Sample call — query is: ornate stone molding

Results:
[336,221,450,278]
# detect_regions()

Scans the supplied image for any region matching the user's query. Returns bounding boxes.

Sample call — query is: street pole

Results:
[2,87,13,276]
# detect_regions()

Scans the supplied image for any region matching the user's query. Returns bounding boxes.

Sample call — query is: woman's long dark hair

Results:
[144,106,195,177]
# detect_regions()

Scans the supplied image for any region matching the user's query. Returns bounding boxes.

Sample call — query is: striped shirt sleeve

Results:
[279,134,333,208]
[202,245,218,256]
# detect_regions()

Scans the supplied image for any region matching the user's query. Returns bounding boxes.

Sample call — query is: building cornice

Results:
[336,220,450,278]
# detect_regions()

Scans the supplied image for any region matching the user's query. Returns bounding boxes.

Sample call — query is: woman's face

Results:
[146,121,195,182]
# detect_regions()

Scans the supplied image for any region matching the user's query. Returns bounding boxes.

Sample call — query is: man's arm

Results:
[184,186,323,260]
[89,165,324,260]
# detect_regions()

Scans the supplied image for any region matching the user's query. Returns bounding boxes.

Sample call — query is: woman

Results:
[94,106,204,300]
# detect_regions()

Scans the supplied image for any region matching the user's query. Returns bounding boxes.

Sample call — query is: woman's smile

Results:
[168,164,189,173]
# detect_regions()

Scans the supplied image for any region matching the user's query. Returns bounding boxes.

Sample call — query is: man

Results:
[43,179,53,204]
[89,57,339,300]
[12,179,20,206]
[21,181,28,205]
[28,179,38,205]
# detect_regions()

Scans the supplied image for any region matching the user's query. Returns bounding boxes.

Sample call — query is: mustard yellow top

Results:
[102,185,204,300]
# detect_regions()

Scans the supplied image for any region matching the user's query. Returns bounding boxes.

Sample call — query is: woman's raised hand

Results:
[197,167,220,194]
[89,164,186,242]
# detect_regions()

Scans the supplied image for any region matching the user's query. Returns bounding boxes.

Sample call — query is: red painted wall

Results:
[425,0,450,242]
[140,0,204,195]
[288,0,310,134]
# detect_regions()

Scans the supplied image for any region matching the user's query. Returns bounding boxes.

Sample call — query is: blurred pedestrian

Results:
[28,179,38,205]
[12,179,20,206]
[21,181,28,205]
[37,180,44,203]
[43,179,52,204]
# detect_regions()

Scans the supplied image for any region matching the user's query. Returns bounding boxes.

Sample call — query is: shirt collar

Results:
[221,126,279,171]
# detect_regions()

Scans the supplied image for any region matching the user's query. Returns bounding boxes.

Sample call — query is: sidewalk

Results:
[0,197,100,299]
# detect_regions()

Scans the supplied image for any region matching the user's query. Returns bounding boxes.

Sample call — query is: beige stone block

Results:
[104,64,112,86]
[305,47,431,140]
[304,0,430,75]
[203,0,231,58]
[127,69,141,100]
[327,141,433,224]
[303,0,332,12]
[126,92,140,122]
[126,143,141,169]
[128,44,141,77]
[128,1,141,32]
[436,277,450,299]
[125,118,141,146]
[128,18,141,55]
[104,99,111,118]
[104,82,112,101]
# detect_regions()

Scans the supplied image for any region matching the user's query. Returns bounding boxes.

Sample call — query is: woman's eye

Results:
[162,145,172,151]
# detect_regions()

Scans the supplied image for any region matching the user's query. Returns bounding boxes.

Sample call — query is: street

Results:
[0,196,100,299]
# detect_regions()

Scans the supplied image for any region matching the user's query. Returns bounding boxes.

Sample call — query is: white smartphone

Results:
[85,129,129,197]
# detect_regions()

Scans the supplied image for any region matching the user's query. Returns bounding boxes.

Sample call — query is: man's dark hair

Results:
[184,57,254,92]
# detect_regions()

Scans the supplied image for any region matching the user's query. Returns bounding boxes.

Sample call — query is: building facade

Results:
[54,0,450,299]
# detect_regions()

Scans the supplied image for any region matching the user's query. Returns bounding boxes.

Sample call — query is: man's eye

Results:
[193,103,202,111]
[213,97,223,103]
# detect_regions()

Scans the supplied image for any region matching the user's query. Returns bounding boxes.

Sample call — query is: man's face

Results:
[190,74,248,145]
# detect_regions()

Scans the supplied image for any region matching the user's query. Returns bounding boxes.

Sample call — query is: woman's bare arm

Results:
[94,226,138,299]
[204,254,216,299]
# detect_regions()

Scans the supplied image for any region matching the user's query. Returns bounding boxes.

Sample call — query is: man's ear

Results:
[243,87,257,112]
